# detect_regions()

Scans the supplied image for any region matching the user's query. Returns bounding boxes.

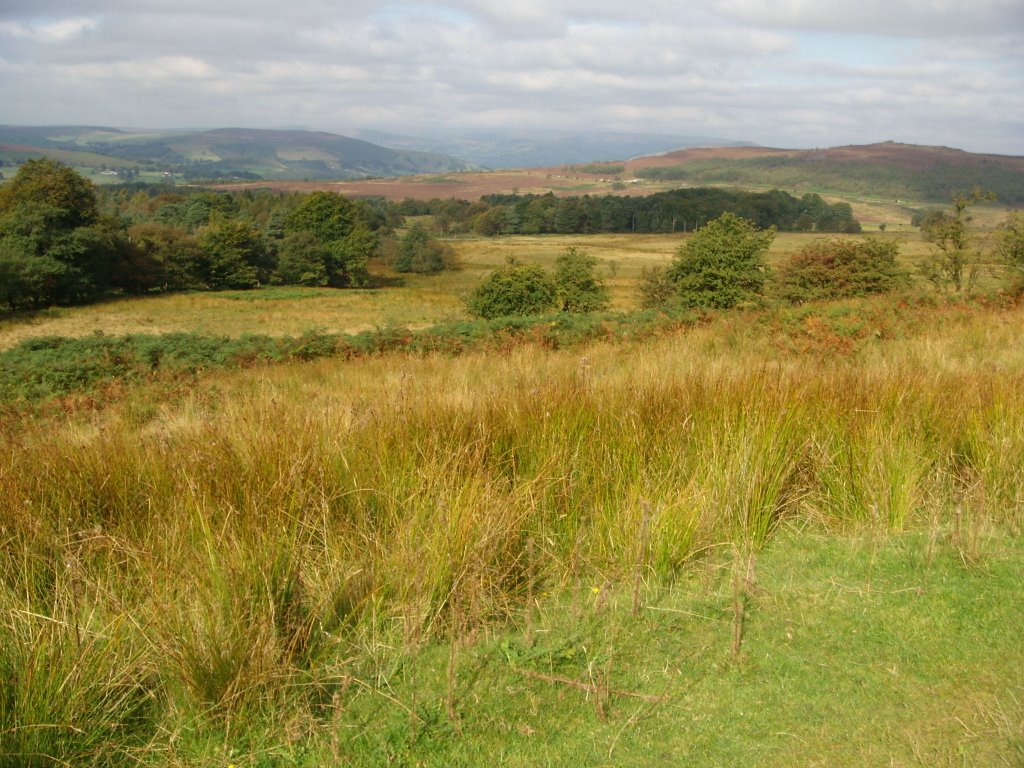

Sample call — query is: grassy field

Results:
[2,222,1023,764]
[0,230,973,351]
[2,280,1024,764]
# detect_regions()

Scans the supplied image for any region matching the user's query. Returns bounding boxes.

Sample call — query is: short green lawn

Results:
[158,529,1023,766]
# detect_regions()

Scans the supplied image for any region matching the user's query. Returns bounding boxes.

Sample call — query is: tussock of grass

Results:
[1,296,1023,763]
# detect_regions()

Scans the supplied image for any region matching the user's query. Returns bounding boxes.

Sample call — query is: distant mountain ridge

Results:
[626,142,1024,204]
[0,125,475,181]
[354,128,756,169]
[2,127,1020,205]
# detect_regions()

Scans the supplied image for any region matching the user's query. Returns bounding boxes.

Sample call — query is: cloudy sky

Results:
[1,0,1022,154]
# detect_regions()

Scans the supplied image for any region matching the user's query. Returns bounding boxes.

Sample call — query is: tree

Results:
[281,191,377,287]
[0,191,130,306]
[918,190,995,293]
[394,224,451,274]
[284,191,356,242]
[995,212,1024,291]
[273,231,329,286]
[466,258,558,319]
[199,219,272,289]
[0,158,98,229]
[666,212,775,309]
[327,224,376,288]
[771,237,907,304]
[127,222,205,291]
[0,237,66,309]
[554,246,610,312]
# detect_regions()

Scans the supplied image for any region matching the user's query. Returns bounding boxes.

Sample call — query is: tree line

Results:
[396,187,861,235]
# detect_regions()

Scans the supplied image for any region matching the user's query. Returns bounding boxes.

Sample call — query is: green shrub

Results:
[466,258,559,319]
[996,212,1024,291]
[667,212,775,309]
[636,266,676,309]
[772,237,908,304]
[393,224,452,274]
[554,246,610,312]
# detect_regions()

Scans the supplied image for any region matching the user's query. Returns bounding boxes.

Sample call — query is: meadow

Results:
[1,225,1023,765]
[0,230,952,351]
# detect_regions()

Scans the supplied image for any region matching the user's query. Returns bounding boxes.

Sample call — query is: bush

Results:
[667,213,775,309]
[394,224,452,274]
[772,237,908,304]
[466,258,558,319]
[636,266,676,309]
[996,212,1024,291]
[554,246,610,312]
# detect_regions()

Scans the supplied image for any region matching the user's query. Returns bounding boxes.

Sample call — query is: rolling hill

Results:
[2,127,1021,206]
[353,128,755,169]
[625,142,1024,204]
[0,125,475,181]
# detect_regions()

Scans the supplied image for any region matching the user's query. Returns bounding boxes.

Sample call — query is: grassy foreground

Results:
[1,294,1023,765]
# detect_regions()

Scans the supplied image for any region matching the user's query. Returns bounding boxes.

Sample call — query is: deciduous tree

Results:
[918,190,995,293]
[394,224,451,274]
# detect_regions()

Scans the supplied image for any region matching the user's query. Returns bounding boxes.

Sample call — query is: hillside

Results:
[0,125,474,181]
[627,142,1024,204]
[214,141,1023,210]
[355,128,755,169]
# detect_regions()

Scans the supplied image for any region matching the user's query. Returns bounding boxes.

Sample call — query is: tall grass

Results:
[1,299,1023,761]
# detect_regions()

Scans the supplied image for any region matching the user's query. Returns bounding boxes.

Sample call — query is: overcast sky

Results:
[1,0,1022,154]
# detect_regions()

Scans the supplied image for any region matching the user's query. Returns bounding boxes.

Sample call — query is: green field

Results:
[2,225,1023,765]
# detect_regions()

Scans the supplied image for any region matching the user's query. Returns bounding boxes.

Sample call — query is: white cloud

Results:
[0,0,1020,153]
[714,0,1024,37]
[0,16,96,42]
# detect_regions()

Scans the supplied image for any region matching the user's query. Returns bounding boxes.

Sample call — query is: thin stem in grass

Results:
[525,537,536,648]
[632,500,654,617]
[446,590,461,727]
[731,545,757,662]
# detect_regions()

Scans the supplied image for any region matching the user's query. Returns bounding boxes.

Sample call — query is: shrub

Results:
[554,246,610,312]
[466,258,558,319]
[636,266,676,309]
[996,212,1024,292]
[393,224,452,274]
[772,237,908,304]
[667,212,775,309]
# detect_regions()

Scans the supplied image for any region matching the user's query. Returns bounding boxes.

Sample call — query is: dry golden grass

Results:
[3,277,1023,765]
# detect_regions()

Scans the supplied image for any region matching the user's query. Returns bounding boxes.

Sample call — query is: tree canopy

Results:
[0,158,98,229]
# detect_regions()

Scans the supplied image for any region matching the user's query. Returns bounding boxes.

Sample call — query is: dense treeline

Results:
[395,187,861,235]
[1,159,861,311]
[0,161,392,310]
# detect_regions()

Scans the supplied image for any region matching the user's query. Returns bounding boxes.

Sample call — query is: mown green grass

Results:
[318,530,1024,767]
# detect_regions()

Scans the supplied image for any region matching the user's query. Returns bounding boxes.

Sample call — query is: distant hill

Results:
[0,126,475,182]
[626,142,1024,204]
[355,129,755,169]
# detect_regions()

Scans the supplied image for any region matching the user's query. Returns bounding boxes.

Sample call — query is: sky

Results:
[1,0,1022,155]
